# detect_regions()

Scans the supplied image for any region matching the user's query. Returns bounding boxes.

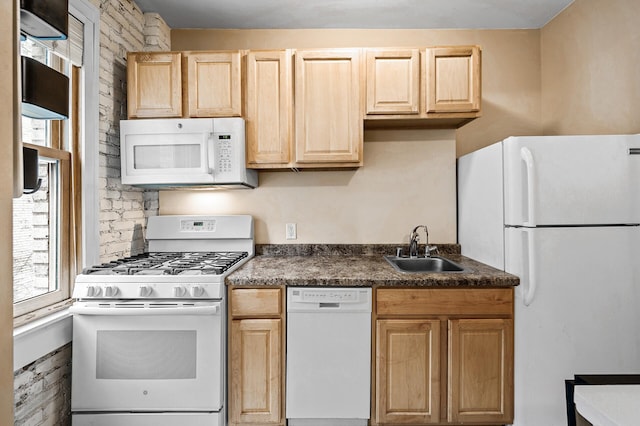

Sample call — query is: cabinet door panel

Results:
[448,318,514,424]
[376,319,441,424]
[294,49,363,165]
[366,49,420,115]
[229,319,281,425]
[185,51,241,117]
[425,46,481,113]
[245,50,292,166]
[127,52,182,118]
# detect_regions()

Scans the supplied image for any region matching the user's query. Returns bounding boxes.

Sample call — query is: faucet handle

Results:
[425,245,438,257]
[396,247,404,257]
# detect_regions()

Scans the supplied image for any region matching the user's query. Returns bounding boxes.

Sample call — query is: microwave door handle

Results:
[207,132,216,175]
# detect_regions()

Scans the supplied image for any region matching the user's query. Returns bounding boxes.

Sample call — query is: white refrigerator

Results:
[457,135,640,426]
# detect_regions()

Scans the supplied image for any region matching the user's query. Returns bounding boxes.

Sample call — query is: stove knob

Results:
[191,285,205,297]
[86,286,102,297]
[173,286,186,297]
[104,285,119,297]
[139,285,153,297]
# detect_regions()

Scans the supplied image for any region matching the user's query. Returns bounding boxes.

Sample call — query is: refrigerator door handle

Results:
[522,227,537,306]
[521,147,536,226]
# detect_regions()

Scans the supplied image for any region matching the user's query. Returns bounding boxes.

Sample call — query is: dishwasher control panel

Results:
[293,289,359,303]
[287,287,371,312]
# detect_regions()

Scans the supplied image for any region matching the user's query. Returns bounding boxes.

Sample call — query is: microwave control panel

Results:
[215,133,233,174]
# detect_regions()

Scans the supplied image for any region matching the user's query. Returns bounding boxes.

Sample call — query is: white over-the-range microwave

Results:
[120,117,258,189]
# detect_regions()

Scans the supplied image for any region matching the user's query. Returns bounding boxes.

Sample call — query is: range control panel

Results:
[180,219,216,232]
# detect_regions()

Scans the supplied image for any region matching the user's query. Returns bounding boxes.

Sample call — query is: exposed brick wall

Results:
[13,4,172,425]
[144,12,171,51]
[14,344,72,426]
[97,0,170,262]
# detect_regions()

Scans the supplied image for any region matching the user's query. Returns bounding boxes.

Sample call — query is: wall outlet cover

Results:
[286,223,297,240]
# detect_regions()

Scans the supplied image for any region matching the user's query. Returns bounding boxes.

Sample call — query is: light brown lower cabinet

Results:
[374,288,514,426]
[227,287,513,426]
[376,319,441,424]
[448,318,514,424]
[228,287,285,426]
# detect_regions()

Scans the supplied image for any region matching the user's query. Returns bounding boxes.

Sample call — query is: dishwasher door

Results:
[286,287,372,426]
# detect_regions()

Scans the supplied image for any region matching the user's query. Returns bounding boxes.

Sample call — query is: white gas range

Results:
[70,215,254,426]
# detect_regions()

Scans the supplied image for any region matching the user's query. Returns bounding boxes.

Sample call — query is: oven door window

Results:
[96,330,197,380]
[71,309,223,412]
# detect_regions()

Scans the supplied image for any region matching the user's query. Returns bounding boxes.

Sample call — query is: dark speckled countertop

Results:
[225,244,519,288]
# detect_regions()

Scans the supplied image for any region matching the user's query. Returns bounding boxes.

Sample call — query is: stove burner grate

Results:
[83,251,248,275]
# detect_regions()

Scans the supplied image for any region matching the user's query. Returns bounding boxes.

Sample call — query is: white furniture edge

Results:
[574,384,640,426]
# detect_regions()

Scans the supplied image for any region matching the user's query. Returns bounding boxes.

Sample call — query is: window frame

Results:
[13,142,73,320]
[12,7,91,325]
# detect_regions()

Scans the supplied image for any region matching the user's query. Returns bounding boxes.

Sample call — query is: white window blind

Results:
[40,14,84,66]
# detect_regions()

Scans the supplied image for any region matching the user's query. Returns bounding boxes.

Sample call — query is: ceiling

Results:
[134,0,575,30]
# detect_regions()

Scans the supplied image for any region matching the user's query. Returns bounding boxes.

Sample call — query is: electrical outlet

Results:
[286,223,297,240]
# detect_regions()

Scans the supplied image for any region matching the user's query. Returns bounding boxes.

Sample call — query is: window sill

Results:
[13,306,73,371]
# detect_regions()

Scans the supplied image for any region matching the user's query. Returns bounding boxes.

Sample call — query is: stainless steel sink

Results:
[384,255,467,273]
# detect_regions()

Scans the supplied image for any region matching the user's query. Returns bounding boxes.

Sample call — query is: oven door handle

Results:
[69,304,221,316]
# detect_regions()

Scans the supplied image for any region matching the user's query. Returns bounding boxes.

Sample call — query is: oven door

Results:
[71,302,223,412]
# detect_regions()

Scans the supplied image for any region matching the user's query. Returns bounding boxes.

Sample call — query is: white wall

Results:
[541,0,640,136]
[161,129,458,244]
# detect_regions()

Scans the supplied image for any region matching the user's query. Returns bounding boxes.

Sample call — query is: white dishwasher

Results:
[286,287,372,426]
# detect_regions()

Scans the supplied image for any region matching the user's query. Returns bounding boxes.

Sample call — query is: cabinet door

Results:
[366,48,420,115]
[245,50,292,167]
[185,51,241,117]
[376,319,441,424]
[448,318,514,424]
[127,52,182,118]
[229,319,282,425]
[294,49,363,166]
[424,46,481,113]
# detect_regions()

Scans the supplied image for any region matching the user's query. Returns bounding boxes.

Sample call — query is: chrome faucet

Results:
[408,225,437,258]
[408,225,426,258]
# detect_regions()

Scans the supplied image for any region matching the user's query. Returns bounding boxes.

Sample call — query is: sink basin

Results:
[384,255,466,273]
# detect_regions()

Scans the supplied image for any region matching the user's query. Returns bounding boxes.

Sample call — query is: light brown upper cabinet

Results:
[365,46,481,128]
[183,51,242,117]
[127,52,182,118]
[425,46,481,114]
[127,51,241,119]
[244,50,293,168]
[366,48,420,115]
[294,49,364,167]
[245,49,363,169]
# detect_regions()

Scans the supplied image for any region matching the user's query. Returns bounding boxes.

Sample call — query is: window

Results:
[13,17,83,320]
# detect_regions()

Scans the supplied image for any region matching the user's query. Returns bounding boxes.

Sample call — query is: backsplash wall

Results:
[161,129,459,244]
